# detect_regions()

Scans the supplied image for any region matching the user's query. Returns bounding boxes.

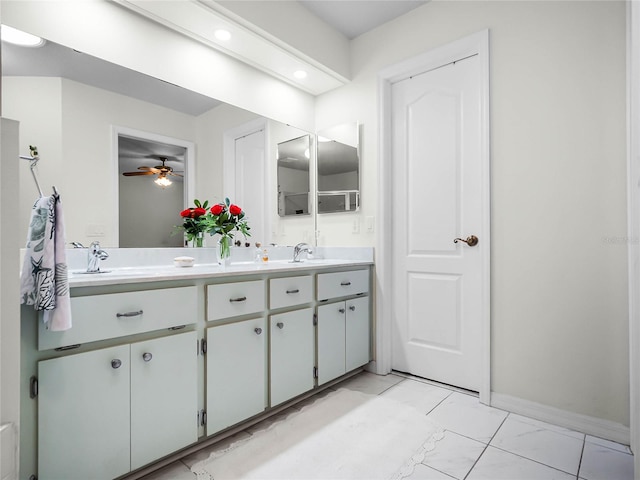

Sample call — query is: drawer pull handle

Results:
[116,310,143,318]
[254,327,263,335]
[349,305,356,311]
[229,296,247,303]
[339,308,346,314]
[277,322,284,329]
[286,289,300,294]
[111,359,122,369]
[142,352,153,362]
[341,281,352,286]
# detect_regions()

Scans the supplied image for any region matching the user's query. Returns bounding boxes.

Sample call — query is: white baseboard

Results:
[491,393,630,445]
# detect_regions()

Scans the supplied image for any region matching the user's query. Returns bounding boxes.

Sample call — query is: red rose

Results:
[229,204,242,216]
[193,207,206,217]
[180,208,192,218]
[210,204,224,215]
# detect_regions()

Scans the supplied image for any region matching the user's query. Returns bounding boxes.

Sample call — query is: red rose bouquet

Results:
[202,198,251,259]
[177,199,209,246]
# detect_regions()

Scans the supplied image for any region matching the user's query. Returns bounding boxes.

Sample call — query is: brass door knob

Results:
[454,235,479,247]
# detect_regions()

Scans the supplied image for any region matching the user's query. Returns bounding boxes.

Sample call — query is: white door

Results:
[317,302,346,385]
[130,331,198,469]
[38,345,131,480]
[391,55,485,391]
[345,296,371,372]
[234,129,266,244]
[270,308,314,406]
[206,318,267,435]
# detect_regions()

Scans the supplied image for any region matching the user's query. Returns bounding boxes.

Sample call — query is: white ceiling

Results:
[299,0,428,39]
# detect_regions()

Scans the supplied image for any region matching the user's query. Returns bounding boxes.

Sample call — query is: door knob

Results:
[454,235,479,247]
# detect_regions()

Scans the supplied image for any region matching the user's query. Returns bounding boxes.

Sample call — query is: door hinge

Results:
[29,376,38,399]
[313,313,318,326]
[313,366,318,379]
[200,338,207,356]
[199,409,207,427]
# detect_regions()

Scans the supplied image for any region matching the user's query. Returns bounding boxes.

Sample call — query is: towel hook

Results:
[19,145,54,197]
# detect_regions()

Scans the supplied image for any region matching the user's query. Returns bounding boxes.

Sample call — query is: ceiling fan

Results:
[122,156,183,187]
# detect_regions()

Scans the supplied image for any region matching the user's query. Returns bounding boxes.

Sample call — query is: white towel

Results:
[20,194,72,331]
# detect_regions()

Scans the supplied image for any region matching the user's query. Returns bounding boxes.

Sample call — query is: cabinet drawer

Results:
[39,286,197,351]
[317,269,369,301]
[270,275,313,309]
[207,280,265,321]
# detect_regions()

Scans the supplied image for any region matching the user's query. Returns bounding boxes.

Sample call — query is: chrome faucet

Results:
[70,241,85,248]
[292,242,313,262]
[87,241,109,272]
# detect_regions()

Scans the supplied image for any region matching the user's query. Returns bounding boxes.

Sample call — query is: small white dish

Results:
[174,256,195,267]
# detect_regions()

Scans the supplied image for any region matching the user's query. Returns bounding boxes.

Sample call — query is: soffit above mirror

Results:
[114,0,349,96]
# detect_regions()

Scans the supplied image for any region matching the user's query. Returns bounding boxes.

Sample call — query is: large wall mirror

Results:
[316,123,360,214]
[2,36,315,248]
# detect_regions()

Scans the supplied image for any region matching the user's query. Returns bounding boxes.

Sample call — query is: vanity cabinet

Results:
[25,262,373,480]
[206,318,267,435]
[38,330,198,480]
[270,308,315,406]
[316,269,371,386]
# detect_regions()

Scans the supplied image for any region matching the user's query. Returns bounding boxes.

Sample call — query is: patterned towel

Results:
[20,194,72,331]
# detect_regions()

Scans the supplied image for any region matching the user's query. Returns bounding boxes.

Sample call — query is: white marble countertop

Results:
[63,246,374,288]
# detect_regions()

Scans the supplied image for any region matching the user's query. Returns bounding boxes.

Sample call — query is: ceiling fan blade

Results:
[138,166,161,173]
[123,171,155,176]
[168,171,184,177]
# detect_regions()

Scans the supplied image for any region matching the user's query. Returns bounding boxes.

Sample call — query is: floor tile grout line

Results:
[461,410,511,480]
[576,436,586,480]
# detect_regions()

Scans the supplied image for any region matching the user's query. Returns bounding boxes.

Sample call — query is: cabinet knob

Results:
[349,305,356,311]
[111,359,122,369]
[340,281,352,286]
[277,322,284,329]
[254,327,263,335]
[142,352,153,362]
[339,308,346,314]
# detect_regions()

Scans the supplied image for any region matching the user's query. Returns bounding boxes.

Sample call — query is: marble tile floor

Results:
[141,372,634,480]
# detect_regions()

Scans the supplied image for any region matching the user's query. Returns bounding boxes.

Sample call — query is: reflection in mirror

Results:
[316,123,360,214]
[2,36,316,248]
[277,135,311,217]
[118,134,186,247]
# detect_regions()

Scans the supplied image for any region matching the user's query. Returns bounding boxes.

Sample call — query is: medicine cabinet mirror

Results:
[277,134,311,217]
[316,122,360,214]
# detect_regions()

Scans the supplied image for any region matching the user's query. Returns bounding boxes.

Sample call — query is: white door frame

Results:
[376,30,491,404]
[223,117,269,243]
[111,125,195,247]
[626,0,639,468]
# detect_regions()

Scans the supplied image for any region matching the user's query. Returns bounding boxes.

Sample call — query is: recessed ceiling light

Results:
[214,29,231,41]
[294,70,308,80]
[1,25,45,47]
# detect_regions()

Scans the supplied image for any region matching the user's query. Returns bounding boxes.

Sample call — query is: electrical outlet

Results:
[352,219,360,234]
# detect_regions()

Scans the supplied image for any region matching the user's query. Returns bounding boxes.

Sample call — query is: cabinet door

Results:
[346,296,371,372]
[317,302,346,385]
[270,308,315,406]
[206,318,267,435]
[38,345,130,480]
[130,331,198,470]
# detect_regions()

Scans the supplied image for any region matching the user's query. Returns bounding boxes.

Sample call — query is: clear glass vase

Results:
[217,235,231,266]
[192,232,204,248]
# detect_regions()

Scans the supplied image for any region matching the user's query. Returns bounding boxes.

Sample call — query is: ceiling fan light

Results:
[154,175,172,188]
